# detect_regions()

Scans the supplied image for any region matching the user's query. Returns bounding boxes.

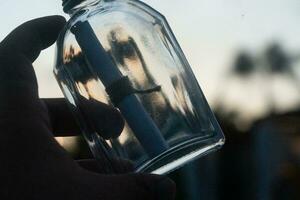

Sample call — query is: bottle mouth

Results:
[62,0,101,13]
[62,0,85,13]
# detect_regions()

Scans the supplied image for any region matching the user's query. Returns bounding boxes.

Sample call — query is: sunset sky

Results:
[1,0,300,123]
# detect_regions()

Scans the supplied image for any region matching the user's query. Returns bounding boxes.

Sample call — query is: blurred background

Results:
[2,0,300,199]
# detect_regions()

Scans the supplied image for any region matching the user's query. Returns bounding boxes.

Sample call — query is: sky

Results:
[1,0,300,124]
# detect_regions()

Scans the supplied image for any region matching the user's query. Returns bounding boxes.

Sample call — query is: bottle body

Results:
[55,0,224,174]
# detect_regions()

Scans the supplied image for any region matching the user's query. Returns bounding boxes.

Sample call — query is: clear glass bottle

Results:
[54,0,225,174]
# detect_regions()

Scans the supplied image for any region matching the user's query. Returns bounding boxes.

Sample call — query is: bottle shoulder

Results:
[55,0,169,70]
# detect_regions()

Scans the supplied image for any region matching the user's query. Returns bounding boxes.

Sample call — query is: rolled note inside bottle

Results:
[71,21,169,157]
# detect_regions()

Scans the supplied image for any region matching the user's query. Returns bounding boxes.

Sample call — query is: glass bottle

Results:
[54,0,225,174]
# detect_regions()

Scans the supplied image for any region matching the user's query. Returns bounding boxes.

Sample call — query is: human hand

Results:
[0,16,175,200]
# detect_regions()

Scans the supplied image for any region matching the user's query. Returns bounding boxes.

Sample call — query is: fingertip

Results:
[104,108,125,139]
[80,98,125,139]
[51,15,67,23]
[90,105,125,139]
[45,15,67,30]
[36,15,67,49]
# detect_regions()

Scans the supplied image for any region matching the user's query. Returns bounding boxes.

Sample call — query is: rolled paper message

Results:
[71,21,168,157]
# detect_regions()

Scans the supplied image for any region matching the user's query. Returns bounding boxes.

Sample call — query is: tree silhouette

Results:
[233,51,255,76]
[214,42,300,129]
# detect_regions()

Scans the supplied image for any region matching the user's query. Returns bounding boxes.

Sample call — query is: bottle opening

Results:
[62,0,101,13]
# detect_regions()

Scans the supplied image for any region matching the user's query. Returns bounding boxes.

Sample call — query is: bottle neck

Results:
[64,0,103,15]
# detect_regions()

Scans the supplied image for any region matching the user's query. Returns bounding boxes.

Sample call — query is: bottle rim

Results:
[62,0,84,13]
[62,0,101,13]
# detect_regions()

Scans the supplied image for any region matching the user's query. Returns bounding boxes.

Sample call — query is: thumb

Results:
[0,16,66,116]
[0,15,66,62]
